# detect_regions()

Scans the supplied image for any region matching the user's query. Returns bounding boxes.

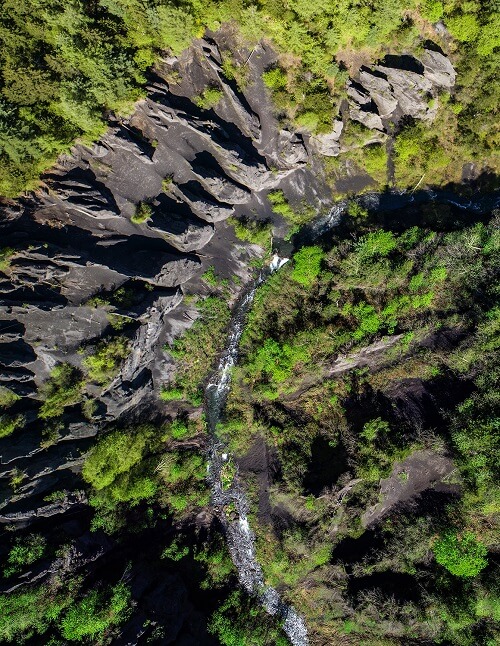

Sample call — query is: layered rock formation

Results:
[0,33,331,525]
[347,48,456,132]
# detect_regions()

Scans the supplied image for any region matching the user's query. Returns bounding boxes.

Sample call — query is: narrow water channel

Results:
[204,255,309,646]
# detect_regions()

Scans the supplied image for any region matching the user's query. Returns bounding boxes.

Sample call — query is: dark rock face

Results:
[0,31,334,640]
[0,32,333,535]
[347,49,456,131]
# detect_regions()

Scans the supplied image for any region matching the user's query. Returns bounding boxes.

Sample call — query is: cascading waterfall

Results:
[205,255,309,646]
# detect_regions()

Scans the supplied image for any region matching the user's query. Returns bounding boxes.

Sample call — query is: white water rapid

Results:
[205,255,309,646]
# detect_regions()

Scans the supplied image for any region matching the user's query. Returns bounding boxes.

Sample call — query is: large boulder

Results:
[347,48,455,131]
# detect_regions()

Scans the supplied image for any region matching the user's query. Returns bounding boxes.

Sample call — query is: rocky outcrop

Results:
[347,49,456,131]
[0,32,328,525]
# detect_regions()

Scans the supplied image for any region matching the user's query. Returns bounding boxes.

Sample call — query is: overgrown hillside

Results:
[0,0,498,195]
[222,204,500,644]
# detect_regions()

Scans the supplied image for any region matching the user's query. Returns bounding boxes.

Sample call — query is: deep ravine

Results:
[201,185,500,645]
[204,254,309,646]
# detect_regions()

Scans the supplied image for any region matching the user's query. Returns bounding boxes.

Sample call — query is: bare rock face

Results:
[421,49,457,88]
[310,121,344,156]
[347,48,455,131]
[0,32,323,525]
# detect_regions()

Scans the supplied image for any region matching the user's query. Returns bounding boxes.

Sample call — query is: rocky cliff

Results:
[0,29,460,643]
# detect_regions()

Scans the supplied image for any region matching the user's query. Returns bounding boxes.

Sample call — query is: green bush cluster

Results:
[60,582,131,642]
[209,590,289,646]
[0,412,24,438]
[228,216,272,249]
[131,201,152,224]
[82,336,130,385]
[3,534,46,577]
[166,295,231,402]
[433,531,488,578]
[0,247,15,273]
[38,363,84,419]
[291,245,324,287]
[194,86,223,110]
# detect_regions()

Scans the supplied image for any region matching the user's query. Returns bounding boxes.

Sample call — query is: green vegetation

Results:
[433,531,488,578]
[82,417,208,532]
[82,336,129,385]
[194,86,223,110]
[0,386,20,409]
[165,296,231,403]
[201,265,229,289]
[0,412,24,438]
[82,428,151,491]
[60,582,131,642]
[131,201,152,224]
[38,363,84,419]
[3,534,46,577]
[0,582,72,642]
[0,0,498,196]
[209,590,289,645]
[228,216,272,250]
[159,386,184,402]
[0,248,15,273]
[220,210,499,644]
[291,246,324,287]
[0,0,197,196]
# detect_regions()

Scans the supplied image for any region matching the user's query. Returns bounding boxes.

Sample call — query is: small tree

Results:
[433,531,488,578]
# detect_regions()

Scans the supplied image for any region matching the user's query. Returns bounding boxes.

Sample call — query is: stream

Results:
[205,255,309,646]
[203,187,499,645]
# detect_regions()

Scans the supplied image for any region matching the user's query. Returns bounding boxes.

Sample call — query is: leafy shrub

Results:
[161,539,189,561]
[0,248,14,273]
[159,386,184,401]
[82,336,129,384]
[38,363,84,419]
[4,534,46,577]
[202,265,226,287]
[228,216,272,248]
[82,427,152,490]
[268,189,297,221]
[363,143,387,178]
[446,13,479,42]
[170,419,190,440]
[209,590,289,645]
[250,338,309,385]
[262,67,288,90]
[347,201,369,219]
[433,531,488,577]
[195,86,223,109]
[0,413,24,438]
[60,583,131,642]
[0,386,20,409]
[291,246,324,286]
[131,201,152,224]
[356,230,397,258]
[361,417,390,441]
[0,583,70,642]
